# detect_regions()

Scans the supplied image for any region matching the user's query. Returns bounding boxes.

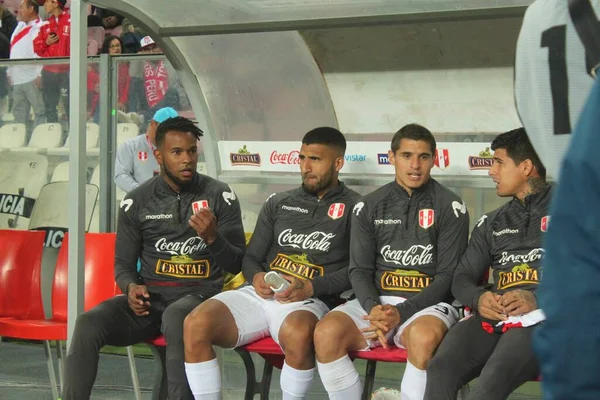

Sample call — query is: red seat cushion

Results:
[0,318,66,341]
[146,335,166,346]
[351,346,408,362]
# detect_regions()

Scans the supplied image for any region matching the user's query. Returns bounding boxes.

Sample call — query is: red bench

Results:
[235,337,407,400]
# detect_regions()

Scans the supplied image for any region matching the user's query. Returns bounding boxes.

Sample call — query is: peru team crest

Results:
[419,209,435,229]
[541,216,550,232]
[138,151,148,161]
[328,203,345,220]
[434,149,450,170]
[192,200,209,213]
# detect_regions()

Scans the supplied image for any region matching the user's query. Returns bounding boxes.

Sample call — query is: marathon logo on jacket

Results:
[269,253,324,280]
[498,248,544,265]
[138,151,148,161]
[156,254,210,279]
[282,205,308,214]
[146,213,172,220]
[277,229,335,252]
[381,269,434,291]
[0,193,35,217]
[493,228,519,236]
[497,263,540,290]
[419,209,434,229]
[380,244,434,267]
[328,203,345,220]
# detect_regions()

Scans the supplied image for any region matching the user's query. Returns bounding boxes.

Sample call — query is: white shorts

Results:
[332,296,459,350]
[212,285,330,348]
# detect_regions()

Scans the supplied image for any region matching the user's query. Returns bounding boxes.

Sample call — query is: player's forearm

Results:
[242,255,267,283]
[452,269,486,310]
[396,274,452,321]
[311,267,351,298]
[207,231,245,274]
[115,264,141,295]
[349,267,380,313]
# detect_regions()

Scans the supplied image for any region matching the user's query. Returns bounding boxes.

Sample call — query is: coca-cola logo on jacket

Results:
[270,150,300,165]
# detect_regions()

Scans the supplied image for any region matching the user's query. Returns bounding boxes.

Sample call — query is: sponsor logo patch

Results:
[381,269,434,291]
[497,264,540,290]
[419,209,435,229]
[155,255,210,279]
[230,145,261,166]
[328,203,345,220]
[192,200,209,213]
[269,253,324,281]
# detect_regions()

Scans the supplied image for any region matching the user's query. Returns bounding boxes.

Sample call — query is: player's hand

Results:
[500,290,537,316]
[127,284,150,316]
[274,275,313,303]
[34,76,42,89]
[189,208,217,245]
[478,291,507,321]
[360,305,394,348]
[362,304,401,332]
[46,33,59,45]
[252,272,274,299]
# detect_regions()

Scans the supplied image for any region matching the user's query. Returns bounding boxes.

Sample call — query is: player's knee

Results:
[73,310,101,341]
[313,315,348,356]
[403,323,445,367]
[161,304,188,339]
[183,308,214,346]
[279,318,316,357]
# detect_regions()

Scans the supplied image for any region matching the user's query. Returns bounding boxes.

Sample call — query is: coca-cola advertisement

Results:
[270,150,300,165]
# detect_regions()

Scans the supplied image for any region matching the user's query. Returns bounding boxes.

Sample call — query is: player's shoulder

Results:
[263,187,300,208]
[429,179,464,205]
[473,204,506,232]
[120,176,160,214]
[362,182,394,206]
[338,183,362,204]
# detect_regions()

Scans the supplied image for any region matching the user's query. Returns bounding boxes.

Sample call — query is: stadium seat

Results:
[0,123,27,152]
[0,233,117,400]
[117,123,140,146]
[0,229,46,319]
[50,161,70,182]
[0,152,48,230]
[234,337,407,400]
[28,182,99,234]
[11,123,62,153]
[47,123,100,156]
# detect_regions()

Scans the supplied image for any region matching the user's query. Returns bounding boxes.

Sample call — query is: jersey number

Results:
[541,23,598,135]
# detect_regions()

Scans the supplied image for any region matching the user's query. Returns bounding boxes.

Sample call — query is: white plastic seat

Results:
[0,123,27,152]
[47,123,100,156]
[11,123,62,153]
[50,161,70,182]
[117,123,139,147]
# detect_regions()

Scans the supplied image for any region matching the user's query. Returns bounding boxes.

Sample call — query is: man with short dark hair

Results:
[425,128,550,400]
[184,127,361,400]
[62,117,246,400]
[314,123,469,400]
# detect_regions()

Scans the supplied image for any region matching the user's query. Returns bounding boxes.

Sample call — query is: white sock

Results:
[280,361,314,400]
[400,361,426,400]
[184,358,221,400]
[317,355,362,400]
